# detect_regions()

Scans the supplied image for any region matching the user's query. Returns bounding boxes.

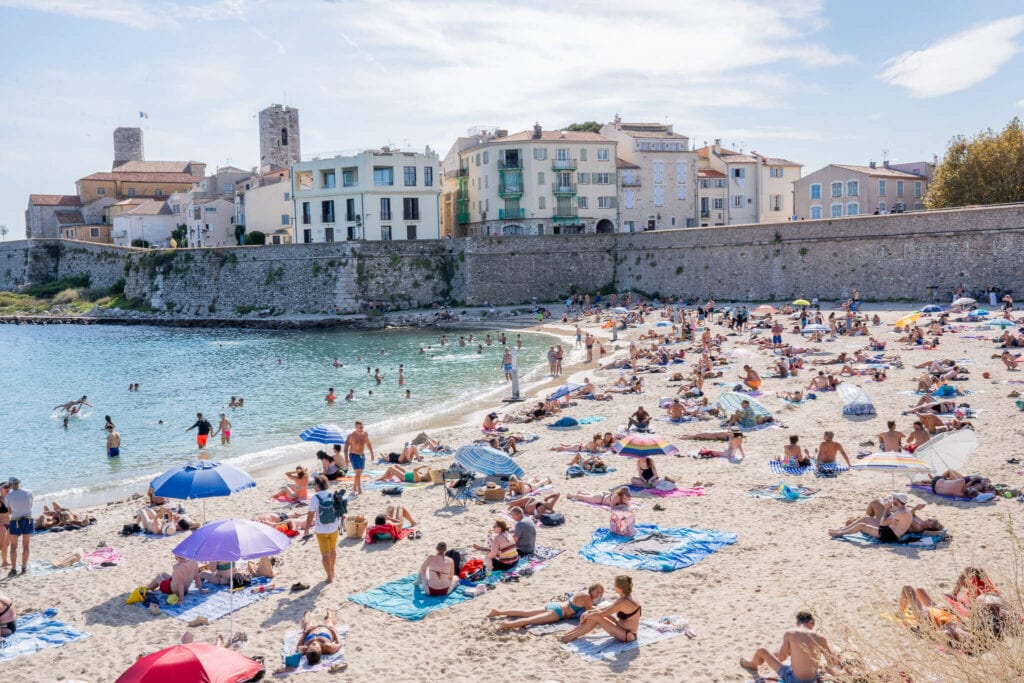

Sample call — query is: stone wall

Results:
[3,203,1024,312]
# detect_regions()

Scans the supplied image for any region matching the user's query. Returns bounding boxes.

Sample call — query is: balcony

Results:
[621,177,641,187]
[497,158,522,170]
[552,181,577,195]
[552,211,579,223]
[552,157,577,171]
[499,208,525,220]
[498,181,523,197]
[457,168,468,177]
[700,210,710,218]
[457,211,470,224]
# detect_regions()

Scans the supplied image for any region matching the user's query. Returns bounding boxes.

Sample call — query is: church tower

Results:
[259,104,300,170]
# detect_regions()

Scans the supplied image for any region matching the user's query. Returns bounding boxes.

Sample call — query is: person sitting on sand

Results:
[489,584,605,631]
[560,574,641,644]
[506,475,552,496]
[411,432,443,451]
[145,555,207,604]
[666,398,688,420]
[905,421,931,452]
[271,466,309,503]
[295,609,343,666]
[506,492,560,517]
[740,610,837,683]
[779,435,811,468]
[34,502,92,530]
[862,497,943,534]
[828,493,913,542]
[626,406,651,431]
[922,469,994,499]
[739,365,762,391]
[816,431,850,468]
[631,456,661,488]
[315,450,344,480]
[806,371,831,391]
[570,452,607,473]
[482,412,507,432]
[199,560,235,586]
[1001,350,1023,370]
[876,421,905,452]
[947,567,998,607]
[135,506,198,535]
[568,487,631,508]
[377,464,431,484]
[474,518,519,572]
[417,541,458,596]
[488,435,518,456]
[725,399,768,429]
[377,504,417,532]
[1,592,17,639]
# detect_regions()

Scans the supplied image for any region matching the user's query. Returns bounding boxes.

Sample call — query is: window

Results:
[281,213,290,226]
[597,148,609,161]
[846,202,859,216]
[598,196,616,209]
[713,198,724,210]
[653,161,663,184]
[223,183,233,194]
[403,197,420,220]
[90,227,100,237]
[475,153,480,166]
[193,207,201,219]
[484,176,489,189]
[128,188,136,197]
[155,189,163,197]
[878,179,887,196]
[578,173,590,184]
[321,170,336,189]
[533,148,547,161]
[577,196,588,209]
[810,183,821,200]
[878,201,886,213]
[284,192,290,201]
[830,203,842,218]
[324,227,334,242]
[896,180,904,197]
[624,220,635,232]
[281,128,288,145]
[732,167,745,179]
[624,190,635,209]
[831,182,842,198]
[404,166,417,186]
[555,148,569,161]
[770,194,783,211]
[424,167,433,186]
[769,167,784,177]
[406,225,417,240]
[97,187,106,195]
[302,202,311,225]
[373,167,394,186]
[537,171,545,185]
[321,200,335,223]
[914,181,923,197]
[303,228,312,243]
[380,197,392,221]
[381,225,392,241]
[345,198,356,222]
[653,186,664,206]
[579,149,587,162]
[676,161,688,182]
[677,184,687,200]
[847,180,858,197]
[483,151,489,164]
[343,168,357,187]
[594,172,611,184]
[538,196,546,209]
[347,225,358,240]
[810,205,822,219]
[204,206,217,213]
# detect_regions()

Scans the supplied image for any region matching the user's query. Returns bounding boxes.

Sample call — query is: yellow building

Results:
[59,224,112,243]
[76,170,204,204]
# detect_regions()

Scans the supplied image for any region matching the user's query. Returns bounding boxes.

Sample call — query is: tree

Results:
[564,121,602,133]
[171,224,188,248]
[234,224,246,245]
[244,230,266,245]
[926,117,1024,209]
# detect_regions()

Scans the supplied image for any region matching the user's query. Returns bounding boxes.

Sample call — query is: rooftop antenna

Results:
[882,148,889,162]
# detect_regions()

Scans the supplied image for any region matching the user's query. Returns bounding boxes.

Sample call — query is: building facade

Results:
[794,162,929,221]
[61,224,112,243]
[25,194,83,238]
[600,117,698,232]
[696,141,801,225]
[235,169,293,245]
[111,199,176,247]
[446,125,619,237]
[259,104,301,171]
[291,148,440,243]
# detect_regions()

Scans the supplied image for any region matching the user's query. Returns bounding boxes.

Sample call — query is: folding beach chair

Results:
[442,466,473,508]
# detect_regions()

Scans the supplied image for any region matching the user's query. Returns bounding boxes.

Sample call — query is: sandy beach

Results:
[3,301,1023,682]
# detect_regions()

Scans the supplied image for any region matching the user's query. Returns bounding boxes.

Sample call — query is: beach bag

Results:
[459,558,484,579]
[345,515,367,539]
[381,486,403,496]
[314,491,339,525]
[539,512,565,527]
[126,586,148,604]
[609,508,636,538]
[566,465,585,478]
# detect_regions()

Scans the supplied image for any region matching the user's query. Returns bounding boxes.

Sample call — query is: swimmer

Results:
[325,387,336,404]
[398,365,405,385]
[344,389,354,401]
[332,357,341,368]
[53,395,90,414]
[405,389,411,399]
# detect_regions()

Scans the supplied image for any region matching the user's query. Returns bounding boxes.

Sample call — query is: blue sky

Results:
[1,0,1022,239]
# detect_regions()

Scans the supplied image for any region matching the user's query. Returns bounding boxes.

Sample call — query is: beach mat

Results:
[579,524,737,572]
[559,618,690,662]
[746,484,820,501]
[570,498,642,511]
[833,531,946,550]
[31,547,124,575]
[0,611,90,662]
[279,626,348,675]
[140,577,281,623]
[627,486,705,498]
[27,559,88,576]
[769,461,848,477]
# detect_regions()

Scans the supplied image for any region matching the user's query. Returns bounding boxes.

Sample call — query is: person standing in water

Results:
[325,388,336,404]
[186,413,213,450]
[106,424,121,457]
[214,413,232,445]
[502,347,513,382]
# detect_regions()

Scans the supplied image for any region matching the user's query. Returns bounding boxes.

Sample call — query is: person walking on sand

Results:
[5,477,34,577]
[186,413,213,450]
[344,421,374,495]
[741,611,837,683]
[213,413,232,445]
[304,476,340,584]
[105,424,121,458]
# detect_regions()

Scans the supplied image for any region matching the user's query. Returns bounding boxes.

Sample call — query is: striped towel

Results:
[769,461,848,476]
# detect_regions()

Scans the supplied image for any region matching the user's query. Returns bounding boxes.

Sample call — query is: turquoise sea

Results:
[0,324,552,509]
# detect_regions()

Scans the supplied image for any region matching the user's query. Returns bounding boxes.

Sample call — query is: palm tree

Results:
[0,225,8,240]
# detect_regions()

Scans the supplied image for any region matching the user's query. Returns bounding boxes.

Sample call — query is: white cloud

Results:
[879,15,1024,97]
[1017,99,1024,108]
[0,0,253,29]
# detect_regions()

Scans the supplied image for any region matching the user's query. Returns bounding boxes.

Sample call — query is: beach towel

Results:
[26,558,87,576]
[747,483,820,501]
[362,480,431,492]
[656,415,701,424]
[418,447,454,457]
[0,611,90,662]
[769,461,848,476]
[83,547,122,570]
[627,485,705,498]
[270,492,310,504]
[833,531,946,550]
[777,397,807,406]
[364,525,413,544]
[909,483,996,503]
[716,392,772,421]
[580,466,617,476]
[579,524,737,572]
[576,416,606,425]
[139,577,281,623]
[570,498,642,511]
[280,626,348,674]
[558,618,691,662]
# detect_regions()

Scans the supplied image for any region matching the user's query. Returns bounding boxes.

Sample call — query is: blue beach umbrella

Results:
[968,309,989,317]
[299,423,350,444]
[922,305,944,313]
[151,460,256,523]
[655,321,672,327]
[454,445,525,478]
[984,318,1016,328]
[547,383,584,401]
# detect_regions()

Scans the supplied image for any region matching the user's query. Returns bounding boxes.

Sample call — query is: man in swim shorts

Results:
[186,413,213,449]
[106,424,121,458]
[145,555,206,604]
[344,420,374,495]
[741,611,837,683]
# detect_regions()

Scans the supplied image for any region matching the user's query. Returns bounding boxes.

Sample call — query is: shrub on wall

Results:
[244,231,266,245]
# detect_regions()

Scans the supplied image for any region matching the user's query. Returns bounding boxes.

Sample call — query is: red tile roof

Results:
[29,194,81,207]
[616,158,641,169]
[697,169,726,178]
[78,172,205,183]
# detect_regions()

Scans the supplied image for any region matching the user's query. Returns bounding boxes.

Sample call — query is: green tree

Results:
[926,117,1024,208]
[244,230,266,245]
[171,224,187,248]
[564,121,602,133]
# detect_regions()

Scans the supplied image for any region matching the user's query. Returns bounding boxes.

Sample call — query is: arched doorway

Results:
[502,224,525,235]
[595,219,615,233]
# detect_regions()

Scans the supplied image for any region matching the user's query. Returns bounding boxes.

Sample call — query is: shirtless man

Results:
[806,371,830,391]
[905,421,931,452]
[740,611,837,683]
[666,398,686,420]
[740,365,762,391]
[816,431,850,467]
[627,406,651,432]
[344,420,374,495]
[145,555,207,604]
[877,421,905,452]
[106,425,121,458]
[927,470,992,499]
[828,493,913,541]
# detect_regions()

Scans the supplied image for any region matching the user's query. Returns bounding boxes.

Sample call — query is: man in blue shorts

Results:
[344,421,374,495]
[741,611,837,682]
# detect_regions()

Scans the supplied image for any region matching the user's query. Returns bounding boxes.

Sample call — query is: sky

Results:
[1,0,1023,239]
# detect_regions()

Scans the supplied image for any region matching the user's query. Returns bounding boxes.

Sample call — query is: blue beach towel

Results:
[769,461,848,477]
[576,416,606,425]
[579,524,736,572]
[548,417,581,429]
[281,626,348,673]
[0,611,90,662]
[834,531,946,550]
[559,618,689,662]
[138,577,280,623]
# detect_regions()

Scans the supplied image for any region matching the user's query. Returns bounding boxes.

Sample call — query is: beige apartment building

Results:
[794,161,929,221]
[695,141,801,226]
[600,117,698,232]
[235,168,294,245]
[445,125,619,237]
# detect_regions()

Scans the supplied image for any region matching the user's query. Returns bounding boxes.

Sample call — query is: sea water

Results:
[0,324,554,508]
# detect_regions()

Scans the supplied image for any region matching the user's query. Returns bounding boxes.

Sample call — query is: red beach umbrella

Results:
[115,643,263,683]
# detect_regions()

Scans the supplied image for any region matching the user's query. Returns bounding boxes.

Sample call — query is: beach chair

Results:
[442,468,473,508]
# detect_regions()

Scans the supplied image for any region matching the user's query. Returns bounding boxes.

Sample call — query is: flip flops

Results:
[290,582,310,592]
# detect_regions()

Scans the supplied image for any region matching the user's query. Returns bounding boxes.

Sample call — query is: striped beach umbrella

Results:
[454,445,525,478]
[852,452,932,488]
[611,433,680,458]
[299,423,349,444]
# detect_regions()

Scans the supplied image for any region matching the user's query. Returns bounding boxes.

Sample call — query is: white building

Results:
[111,199,176,247]
[235,168,293,245]
[291,147,440,242]
[696,141,801,225]
[169,192,235,247]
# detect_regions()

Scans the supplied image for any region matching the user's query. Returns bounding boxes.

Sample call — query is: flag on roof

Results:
[139,112,149,119]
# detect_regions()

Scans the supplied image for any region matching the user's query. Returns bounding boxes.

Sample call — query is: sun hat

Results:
[891,492,909,504]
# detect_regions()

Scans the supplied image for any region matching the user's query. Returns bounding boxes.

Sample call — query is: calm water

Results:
[0,324,552,508]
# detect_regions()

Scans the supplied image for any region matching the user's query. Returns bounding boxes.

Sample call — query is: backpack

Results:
[314,490,339,526]
[381,486,403,496]
[566,465,585,478]
[539,512,565,527]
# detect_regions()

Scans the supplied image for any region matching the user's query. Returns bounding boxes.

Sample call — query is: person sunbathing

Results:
[378,504,417,531]
[0,592,17,639]
[199,560,234,586]
[947,567,998,606]
[35,502,92,530]
[295,609,342,666]
[681,430,736,441]
[631,456,661,488]
[828,493,913,542]
[905,421,931,451]
[811,352,848,366]
[568,487,631,508]
[777,390,804,402]
[489,584,605,631]
[924,469,993,499]
[507,492,560,517]
[487,435,518,455]
[553,432,604,453]
[806,371,831,391]
[626,406,651,431]
[506,475,552,496]
[135,506,197,535]
[903,396,957,415]
[816,431,850,468]
[725,400,768,429]
[560,575,641,644]
[569,453,607,473]
[144,555,207,604]
[417,541,458,596]
[411,432,443,451]
[876,421,905,452]
[253,510,309,532]
[475,518,519,572]
[482,412,507,432]
[271,466,309,503]
[377,464,431,483]
[740,610,837,683]
[862,497,943,534]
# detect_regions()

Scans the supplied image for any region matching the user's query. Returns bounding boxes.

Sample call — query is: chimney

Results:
[869,161,876,169]
[532,123,542,140]
[495,129,507,138]
[713,138,721,155]
[613,113,621,129]
[932,154,938,166]
[560,130,566,139]
[883,160,890,169]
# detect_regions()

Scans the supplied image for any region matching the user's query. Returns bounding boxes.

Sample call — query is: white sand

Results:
[3,303,1022,681]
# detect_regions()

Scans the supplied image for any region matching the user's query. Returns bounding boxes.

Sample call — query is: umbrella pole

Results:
[229,563,234,641]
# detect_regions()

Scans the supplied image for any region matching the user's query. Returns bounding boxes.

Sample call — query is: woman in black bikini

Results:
[631,456,659,488]
[559,575,641,644]
[0,592,16,636]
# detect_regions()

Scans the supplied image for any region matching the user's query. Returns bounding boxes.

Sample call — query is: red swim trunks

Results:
[159,578,173,594]
[197,434,208,447]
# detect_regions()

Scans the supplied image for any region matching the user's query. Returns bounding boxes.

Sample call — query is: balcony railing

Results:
[498,182,523,196]
[552,181,577,194]
[700,210,710,218]
[552,211,579,223]
[457,168,468,177]
[552,157,577,171]
[620,177,641,187]
[456,211,470,224]
[403,212,420,221]
[497,158,522,170]
[499,208,525,220]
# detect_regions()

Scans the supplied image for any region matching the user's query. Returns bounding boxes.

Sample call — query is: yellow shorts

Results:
[315,530,339,554]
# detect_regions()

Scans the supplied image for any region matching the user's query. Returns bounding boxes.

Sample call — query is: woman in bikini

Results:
[271,466,309,503]
[506,476,553,497]
[489,583,605,631]
[0,592,16,637]
[506,492,560,516]
[295,608,342,666]
[568,487,631,508]
[560,575,641,644]
[485,519,519,572]
[377,464,431,483]
[631,456,660,488]
[418,541,458,596]
[199,560,234,585]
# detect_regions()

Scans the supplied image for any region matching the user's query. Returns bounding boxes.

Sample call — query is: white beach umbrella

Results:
[914,430,977,473]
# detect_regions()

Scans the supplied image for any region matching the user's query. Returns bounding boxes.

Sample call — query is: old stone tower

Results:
[258,104,300,170]
[113,127,144,168]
